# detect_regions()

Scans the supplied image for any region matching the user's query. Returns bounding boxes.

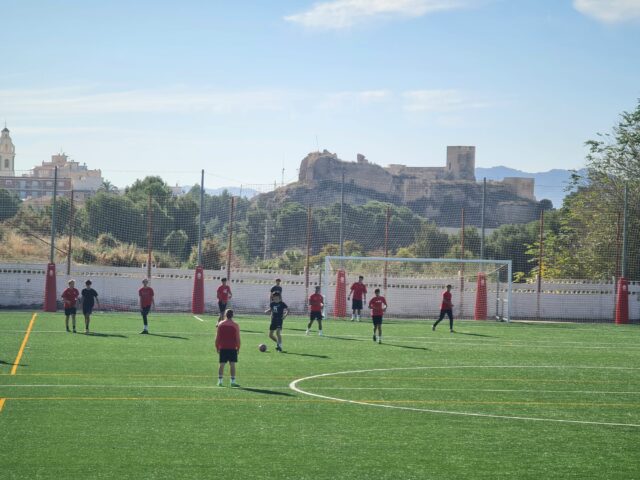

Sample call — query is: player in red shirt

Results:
[433,284,454,332]
[61,279,80,333]
[368,288,387,344]
[347,275,368,321]
[306,286,324,336]
[215,309,241,387]
[216,278,232,323]
[138,278,155,334]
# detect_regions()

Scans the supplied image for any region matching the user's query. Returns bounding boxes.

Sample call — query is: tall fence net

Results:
[0,168,638,322]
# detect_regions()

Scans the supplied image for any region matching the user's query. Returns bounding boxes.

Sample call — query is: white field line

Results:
[193,316,205,322]
[289,366,640,428]
[1,384,640,396]
[1,328,640,351]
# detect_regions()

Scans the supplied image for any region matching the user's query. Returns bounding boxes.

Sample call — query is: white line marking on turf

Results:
[289,366,640,428]
[1,384,640,396]
[193,316,205,322]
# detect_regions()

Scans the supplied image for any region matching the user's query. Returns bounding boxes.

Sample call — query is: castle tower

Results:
[446,146,475,181]
[0,126,16,177]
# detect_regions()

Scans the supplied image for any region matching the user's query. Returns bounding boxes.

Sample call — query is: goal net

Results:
[323,256,512,322]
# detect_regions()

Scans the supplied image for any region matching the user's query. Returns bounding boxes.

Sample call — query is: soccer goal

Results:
[323,256,512,322]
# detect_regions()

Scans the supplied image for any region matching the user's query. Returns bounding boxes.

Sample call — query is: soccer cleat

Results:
[72,329,76,333]
[305,329,310,335]
[217,380,223,387]
[450,329,454,333]
[432,325,436,331]
[140,330,148,334]
[378,338,382,344]
[318,331,323,336]
[230,382,240,388]
[373,334,377,342]
[276,345,282,352]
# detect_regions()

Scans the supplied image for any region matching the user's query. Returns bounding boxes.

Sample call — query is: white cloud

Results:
[285,0,472,29]
[0,86,490,125]
[573,0,640,23]
[0,87,293,117]
[402,89,490,112]
[318,89,391,109]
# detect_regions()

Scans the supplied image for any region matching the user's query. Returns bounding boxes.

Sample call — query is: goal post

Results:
[323,256,512,322]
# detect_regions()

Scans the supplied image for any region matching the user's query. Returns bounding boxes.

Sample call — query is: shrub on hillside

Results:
[97,233,119,249]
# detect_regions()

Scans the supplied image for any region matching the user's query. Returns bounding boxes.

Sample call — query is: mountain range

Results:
[475,166,586,208]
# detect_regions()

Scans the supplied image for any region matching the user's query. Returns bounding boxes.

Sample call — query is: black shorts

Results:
[82,305,94,315]
[269,318,283,331]
[310,311,322,321]
[372,315,383,326]
[64,307,77,316]
[352,299,363,310]
[219,349,238,363]
[218,302,227,313]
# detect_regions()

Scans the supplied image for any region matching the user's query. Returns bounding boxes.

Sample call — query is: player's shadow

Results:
[146,333,189,340]
[453,332,495,338]
[322,335,362,342]
[282,351,329,359]
[86,332,128,338]
[0,359,28,367]
[383,343,430,351]
[238,387,294,397]
[240,329,265,334]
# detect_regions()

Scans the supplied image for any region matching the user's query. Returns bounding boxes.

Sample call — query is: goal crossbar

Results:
[324,256,512,322]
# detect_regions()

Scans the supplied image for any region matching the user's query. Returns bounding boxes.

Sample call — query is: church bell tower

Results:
[0,125,16,177]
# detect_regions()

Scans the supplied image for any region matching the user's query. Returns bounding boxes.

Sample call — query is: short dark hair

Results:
[85,280,92,285]
[446,284,452,289]
[375,288,380,294]
[225,309,234,319]
[358,275,364,280]
[221,277,227,282]
[275,278,281,282]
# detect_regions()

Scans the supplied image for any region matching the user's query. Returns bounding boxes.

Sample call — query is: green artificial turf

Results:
[1,312,639,479]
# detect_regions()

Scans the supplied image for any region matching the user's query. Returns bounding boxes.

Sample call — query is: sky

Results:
[1,0,639,191]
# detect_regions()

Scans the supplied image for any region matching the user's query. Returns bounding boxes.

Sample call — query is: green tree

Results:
[539,100,640,280]
[0,188,21,221]
[164,230,189,259]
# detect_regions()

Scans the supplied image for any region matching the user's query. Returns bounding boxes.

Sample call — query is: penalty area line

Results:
[289,367,640,429]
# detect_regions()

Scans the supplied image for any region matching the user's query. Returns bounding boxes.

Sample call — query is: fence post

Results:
[43,166,58,312]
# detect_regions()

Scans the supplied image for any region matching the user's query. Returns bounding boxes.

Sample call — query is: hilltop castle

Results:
[299,146,535,204]
[256,147,541,228]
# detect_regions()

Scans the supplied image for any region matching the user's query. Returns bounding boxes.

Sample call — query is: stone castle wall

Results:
[298,149,536,204]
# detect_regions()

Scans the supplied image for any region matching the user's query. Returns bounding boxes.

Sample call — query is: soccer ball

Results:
[258,343,267,352]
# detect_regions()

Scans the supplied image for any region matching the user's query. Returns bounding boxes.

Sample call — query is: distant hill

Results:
[179,186,261,199]
[475,166,586,208]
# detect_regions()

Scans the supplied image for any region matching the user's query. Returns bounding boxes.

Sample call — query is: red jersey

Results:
[61,288,79,308]
[215,319,240,350]
[217,284,232,303]
[139,286,155,308]
[441,290,453,310]
[309,293,324,312]
[368,296,387,316]
[350,282,367,300]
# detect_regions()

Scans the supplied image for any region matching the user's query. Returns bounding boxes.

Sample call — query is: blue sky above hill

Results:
[1,0,639,190]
